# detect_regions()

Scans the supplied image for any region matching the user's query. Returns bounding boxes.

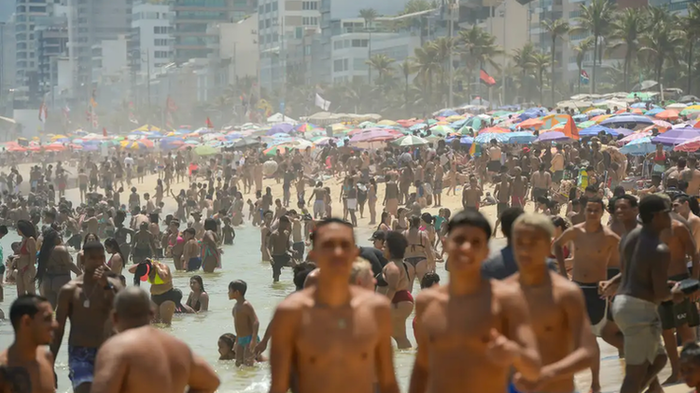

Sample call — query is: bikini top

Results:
[19,240,29,255]
[376,261,410,287]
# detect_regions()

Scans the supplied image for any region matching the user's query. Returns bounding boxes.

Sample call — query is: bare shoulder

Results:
[275,289,313,314]
[60,279,80,294]
[602,226,621,241]
[415,285,446,307]
[40,348,54,365]
[551,273,586,303]
[0,349,7,365]
[351,286,390,310]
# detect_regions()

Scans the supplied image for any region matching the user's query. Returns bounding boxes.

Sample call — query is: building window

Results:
[154,38,169,46]
[351,39,368,47]
[272,2,278,10]
[154,26,169,34]
[302,17,318,26]
[265,3,271,12]
[333,59,343,72]
[154,51,169,58]
[302,1,318,10]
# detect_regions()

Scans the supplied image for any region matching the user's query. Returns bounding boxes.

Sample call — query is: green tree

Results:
[512,42,537,99]
[572,0,615,93]
[458,26,503,100]
[541,18,569,105]
[430,36,456,106]
[366,54,396,79]
[398,59,416,117]
[681,2,700,95]
[572,38,594,93]
[527,52,552,105]
[411,43,441,108]
[639,8,683,92]
[608,8,643,91]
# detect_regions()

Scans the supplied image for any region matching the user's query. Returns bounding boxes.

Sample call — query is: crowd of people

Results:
[4,124,700,393]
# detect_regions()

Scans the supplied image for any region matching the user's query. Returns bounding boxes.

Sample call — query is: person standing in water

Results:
[228,280,260,367]
[201,218,220,273]
[90,287,220,393]
[409,210,541,393]
[509,213,597,393]
[15,219,37,296]
[268,218,399,393]
[52,241,122,393]
[35,229,81,308]
[0,295,58,393]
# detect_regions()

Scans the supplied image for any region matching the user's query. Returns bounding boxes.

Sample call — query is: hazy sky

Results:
[0,0,13,23]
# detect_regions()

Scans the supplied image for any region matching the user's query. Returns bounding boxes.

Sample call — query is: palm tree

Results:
[541,18,569,105]
[512,42,536,99]
[681,2,700,95]
[366,54,396,79]
[527,52,552,105]
[458,26,503,99]
[359,8,378,82]
[572,38,593,93]
[572,0,615,93]
[398,59,415,117]
[639,8,683,92]
[608,8,643,91]
[411,43,441,108]
[430,36,456,106]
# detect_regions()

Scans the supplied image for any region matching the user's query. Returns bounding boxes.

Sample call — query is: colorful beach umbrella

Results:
[391,135,428,147]
[194,145,219,156]
[652,127,700,145]
[655,109,680,121]
[535,131,571,143]
[674,136,700,152]
[620,137,657,155]
[121,139,154,150]
[478,127,508,135]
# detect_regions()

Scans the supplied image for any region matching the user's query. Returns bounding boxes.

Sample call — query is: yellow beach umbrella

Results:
[131,124,161,133]
[377,119,399,126]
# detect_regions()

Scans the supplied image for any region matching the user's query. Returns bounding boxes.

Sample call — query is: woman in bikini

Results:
[35,229,81,307]
[76,233,99,272]
[378,212,392,232]
[367,178,378,225]
[375,231,413,349]
[403,215,434,292]
[392,207,408,232]
[15,220,37,296]
[201,218,221,273]
[104,237,125,275]
[185,275,209,312]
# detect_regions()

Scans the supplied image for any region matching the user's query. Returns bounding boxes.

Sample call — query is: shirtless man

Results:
[0,295,57,393]
[682,156,700,196]
[307,182,327,219]
[602,195,685,393]
[510,166,528,208]
[658,197,699,384]
[552,197,620,393]
[674,195,700,252]
[410,210,541,393]
[90,287,220,393]
[461,176,482,211]
[268,218,399,393]
[509,213,597,393]
[268,216,293,283]
[52,241,122,393]
[493,174,511,236]
[531,163,551,202]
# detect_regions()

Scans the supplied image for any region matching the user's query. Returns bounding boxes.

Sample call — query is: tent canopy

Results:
[267,113,297,124]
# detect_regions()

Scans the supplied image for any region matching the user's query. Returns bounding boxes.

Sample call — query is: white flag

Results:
[315,93,331,111]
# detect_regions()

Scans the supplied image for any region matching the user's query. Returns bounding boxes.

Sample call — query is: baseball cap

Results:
[368,230,386,242]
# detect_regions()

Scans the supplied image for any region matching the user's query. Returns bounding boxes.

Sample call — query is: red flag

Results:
[102,127,107,137]
[562,115,579,140]
[480,69,496,86]
[206,117,213,129]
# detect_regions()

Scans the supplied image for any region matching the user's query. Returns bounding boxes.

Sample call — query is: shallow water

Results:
[0,225,641,393]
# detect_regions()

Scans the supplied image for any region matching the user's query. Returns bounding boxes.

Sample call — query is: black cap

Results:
[368,230,386,241]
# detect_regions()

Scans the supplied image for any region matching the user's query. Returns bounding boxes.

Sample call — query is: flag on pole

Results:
[469,142,481,157]
[38,101,48,123]
[315,93,331,111]
[90,89,98,108]
[480,69,496,86]
[580,70,589,85]
[206,117,214,129]
[102,127,107,137]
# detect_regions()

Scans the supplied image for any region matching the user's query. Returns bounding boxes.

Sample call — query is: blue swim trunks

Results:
[68,346,98,389]
[237,335,260,346]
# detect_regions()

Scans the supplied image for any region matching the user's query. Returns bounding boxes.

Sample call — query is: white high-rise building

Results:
[132,1,172,77]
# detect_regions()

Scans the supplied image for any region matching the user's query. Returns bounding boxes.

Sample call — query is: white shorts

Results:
[346,198,357,210]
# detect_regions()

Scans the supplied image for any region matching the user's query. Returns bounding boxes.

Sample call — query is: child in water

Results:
[217,333,267,362]
[222,217,235,245]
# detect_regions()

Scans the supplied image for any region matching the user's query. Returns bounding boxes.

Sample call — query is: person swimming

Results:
[217,333,266,362]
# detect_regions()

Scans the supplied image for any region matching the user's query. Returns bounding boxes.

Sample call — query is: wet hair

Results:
[183,227,196,237]
[586,197,605,211]
[293,262,317,291]
[681,342,700,366]
[640,194,670,224]
[420,272,441,289]
[385,231,408,259]
[447,209,492,239]
[17,220,36,239]
[311,218,354,247]
[36,229,60,284]
[219,333,236,350]
[513,212,555,239]
[204,218,217,232]
[228,280,247,296]
[104,238,125,267]
[190,275,205,292]
[83,241,105,255]
[499,207,524,240]
[83,232,99,248]
[10,294,49,331]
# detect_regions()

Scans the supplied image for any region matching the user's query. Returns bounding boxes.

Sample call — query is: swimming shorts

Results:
[658,273,700,330]
[187,257,202,272]
[237,335,260,346]
[613,294,665,366]
[151,288,183,307]
[574,281,607,336]
[68,346,98,390]
[272,254,290,281]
